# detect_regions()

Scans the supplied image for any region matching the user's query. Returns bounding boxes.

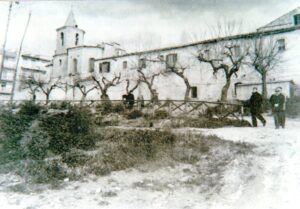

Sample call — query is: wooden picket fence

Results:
[0,99,244,120]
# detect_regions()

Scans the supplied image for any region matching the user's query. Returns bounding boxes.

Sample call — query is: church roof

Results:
[64,10,77,27]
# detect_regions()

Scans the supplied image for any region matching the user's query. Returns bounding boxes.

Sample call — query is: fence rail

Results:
[0,99,245,120]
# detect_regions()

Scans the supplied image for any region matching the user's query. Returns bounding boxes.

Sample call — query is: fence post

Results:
[168,101,172,116]
[241,105,244,121]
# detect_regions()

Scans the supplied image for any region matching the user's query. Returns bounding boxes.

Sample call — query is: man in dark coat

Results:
[269,87,286,129]
[249,87,266,127]
[126,91,135,109]
[122,94,128,106]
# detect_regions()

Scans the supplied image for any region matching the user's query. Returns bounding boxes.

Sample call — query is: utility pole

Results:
[0,2,13,81]
[10,11,31,103]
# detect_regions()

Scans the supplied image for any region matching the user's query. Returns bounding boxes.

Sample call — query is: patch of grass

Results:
[152,110,169,119]
[172,117,251,128]
[24,159,67,184]
[112,102,126,113]
[126,109,143,119]
[87,128,176,175]
[62,149,89,167]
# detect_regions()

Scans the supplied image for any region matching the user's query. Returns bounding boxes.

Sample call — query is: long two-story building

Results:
[13,7,300,102]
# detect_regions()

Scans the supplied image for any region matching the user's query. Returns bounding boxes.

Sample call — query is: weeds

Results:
[126,109,143,119]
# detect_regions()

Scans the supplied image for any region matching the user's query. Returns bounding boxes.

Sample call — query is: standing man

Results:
[249,87,266,127]
[269,87,286,129]
[127,91,135,110]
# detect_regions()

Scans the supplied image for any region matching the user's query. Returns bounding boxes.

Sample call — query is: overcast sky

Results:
[0,0,299,57]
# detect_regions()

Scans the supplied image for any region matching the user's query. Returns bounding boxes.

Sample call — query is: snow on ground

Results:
[0,116,300,209]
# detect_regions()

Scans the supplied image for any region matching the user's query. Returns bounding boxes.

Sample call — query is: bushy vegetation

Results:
[87,129,176,175]
[111,102,126,113]
[0,101,42,162]
[286,96,300,117]
[95,100,113,115]
[126,109,143,119]
[0,101,253,190]
[153,110,169,119]
[0,102,96,185]
[39,105,96,154]
[172,117,251,128]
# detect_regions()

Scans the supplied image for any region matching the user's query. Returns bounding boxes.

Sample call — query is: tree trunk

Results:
[261,72,268,100]
[46,94,50,105]
[100,89,110,100]
[220,79,231,102]
[184,84,191,102]
[80,94,86,106]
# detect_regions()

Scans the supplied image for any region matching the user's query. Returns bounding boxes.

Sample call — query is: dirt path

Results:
[185,116,300,209]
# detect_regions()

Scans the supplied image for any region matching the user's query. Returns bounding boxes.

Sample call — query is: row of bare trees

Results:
[20,35,281,104]
[197,36,282,101]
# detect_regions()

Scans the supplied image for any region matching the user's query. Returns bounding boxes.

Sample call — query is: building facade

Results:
[4,7,300,103]
[0,50,51,102]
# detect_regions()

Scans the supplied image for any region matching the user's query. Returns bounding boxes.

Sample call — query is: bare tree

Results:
[92,73,121,100]
[20,76,39,101]
[248,36,282,99]
[137,67,160,101]
[125,78,140,94]
[167,63,192,102]
[21,76,62,104]
[197,43,249,101]
[73,81,98,103]
[35,78,62,104]
[129,54,164,101]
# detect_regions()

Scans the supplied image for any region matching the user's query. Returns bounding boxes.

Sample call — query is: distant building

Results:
[0,50,51,101]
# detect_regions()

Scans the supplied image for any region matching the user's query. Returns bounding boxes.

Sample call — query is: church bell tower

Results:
[55,11,85,54]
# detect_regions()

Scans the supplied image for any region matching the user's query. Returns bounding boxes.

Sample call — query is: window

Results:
[61,32,64,46]
[191,86,198,98]
[75,33,79,46]
[294,14,300,25]
[123,61,127,69]
[59,59,62,66]
[138,58,146,69]
[73,58,78,73]
[204,49,210,58]
[1,82,7,88]
[233,45,241,56]
[89,58,95,73]
[158,55,164,61]
[166,53,177,69]
[2,71,7,79]
[99,62,110,73]
[277,39,286,51]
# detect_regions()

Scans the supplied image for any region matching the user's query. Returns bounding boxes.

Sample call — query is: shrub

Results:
[96,100,113,115]
[88,129,177,175]
[0,111,32,162]
[127,109,143,119]
[62,149,89,167]
[112,102,125,113]
[18,101,42,119]
[25,159,67,184]
[39,105,96,154]
[153,110,169,119]
[20,121,50,160]
[175,117,251,128]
